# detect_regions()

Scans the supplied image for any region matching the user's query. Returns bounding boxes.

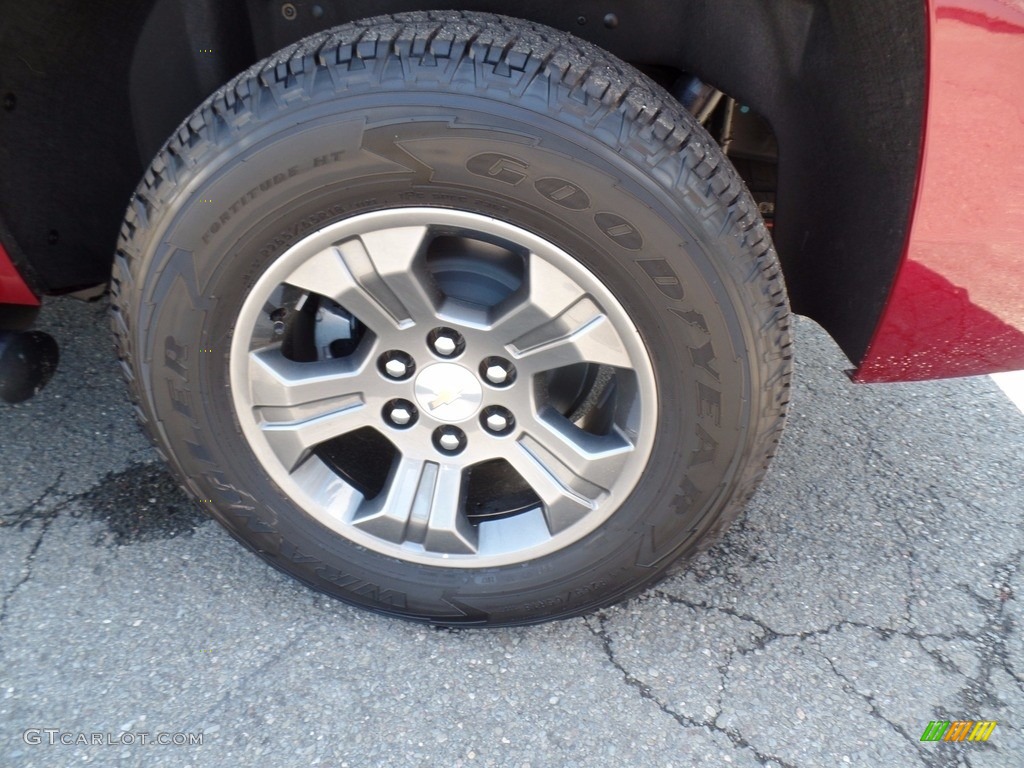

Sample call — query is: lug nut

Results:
[390,406,413,425]
[385,359,408,378]
[383,399,417,429]
[379,350,415,380]
[481,406,515,436]
[428,327,465,359]
[432,426,467,455]
[480,357,516,387]
[485,365,508,384]
[485,412,509,432]
[434,335,457,355]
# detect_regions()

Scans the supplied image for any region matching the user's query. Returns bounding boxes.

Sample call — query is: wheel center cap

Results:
[414,363,482,423]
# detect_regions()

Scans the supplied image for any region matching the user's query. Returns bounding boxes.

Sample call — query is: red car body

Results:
[857,0,1024,382]
[1,0,1022,383]
[0,243,38,307]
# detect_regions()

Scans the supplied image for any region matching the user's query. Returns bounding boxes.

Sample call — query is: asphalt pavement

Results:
[1,296,1022,767]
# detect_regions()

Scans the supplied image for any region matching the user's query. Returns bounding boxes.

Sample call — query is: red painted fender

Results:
[856,0,1024,382]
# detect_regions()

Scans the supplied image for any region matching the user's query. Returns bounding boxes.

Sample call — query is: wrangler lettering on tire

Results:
[110,11,791,626]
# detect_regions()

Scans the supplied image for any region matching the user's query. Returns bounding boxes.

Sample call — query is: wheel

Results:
[110,12,791,626]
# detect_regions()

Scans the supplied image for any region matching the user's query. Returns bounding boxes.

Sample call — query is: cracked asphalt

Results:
[1,296,1022,767]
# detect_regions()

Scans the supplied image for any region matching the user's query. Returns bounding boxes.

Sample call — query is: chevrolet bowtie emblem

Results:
[429,386,464,411]
[414,363,482,423]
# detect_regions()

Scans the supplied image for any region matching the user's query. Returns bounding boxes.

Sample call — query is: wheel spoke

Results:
[284,227,436,333]
[491,253,586,342]
[249,347,375,471]
[494,255,632,373]
[353,457,477,554]
[351,455,425,543]
[291,456,364,520]
[357,226,440,322]
[421,464,476,554]
[502,420,633,535]
[509,297,633,373]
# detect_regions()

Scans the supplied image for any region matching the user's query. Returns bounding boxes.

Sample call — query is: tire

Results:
[110,11,791,626]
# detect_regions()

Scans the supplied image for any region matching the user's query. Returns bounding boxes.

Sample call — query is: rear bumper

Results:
[855,0,1024,382]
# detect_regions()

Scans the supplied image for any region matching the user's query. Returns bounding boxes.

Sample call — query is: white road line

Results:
[991,370,1024,415]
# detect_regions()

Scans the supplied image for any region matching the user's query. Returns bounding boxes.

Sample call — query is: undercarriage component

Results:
[0,329,58,403]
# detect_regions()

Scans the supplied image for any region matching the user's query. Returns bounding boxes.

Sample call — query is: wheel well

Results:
[0,0,925,364]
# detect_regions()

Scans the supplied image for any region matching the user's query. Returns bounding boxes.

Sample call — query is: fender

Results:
[855,0,1024,381]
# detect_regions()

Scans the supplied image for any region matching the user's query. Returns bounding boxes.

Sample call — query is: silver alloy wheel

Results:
[229,208,657,567]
